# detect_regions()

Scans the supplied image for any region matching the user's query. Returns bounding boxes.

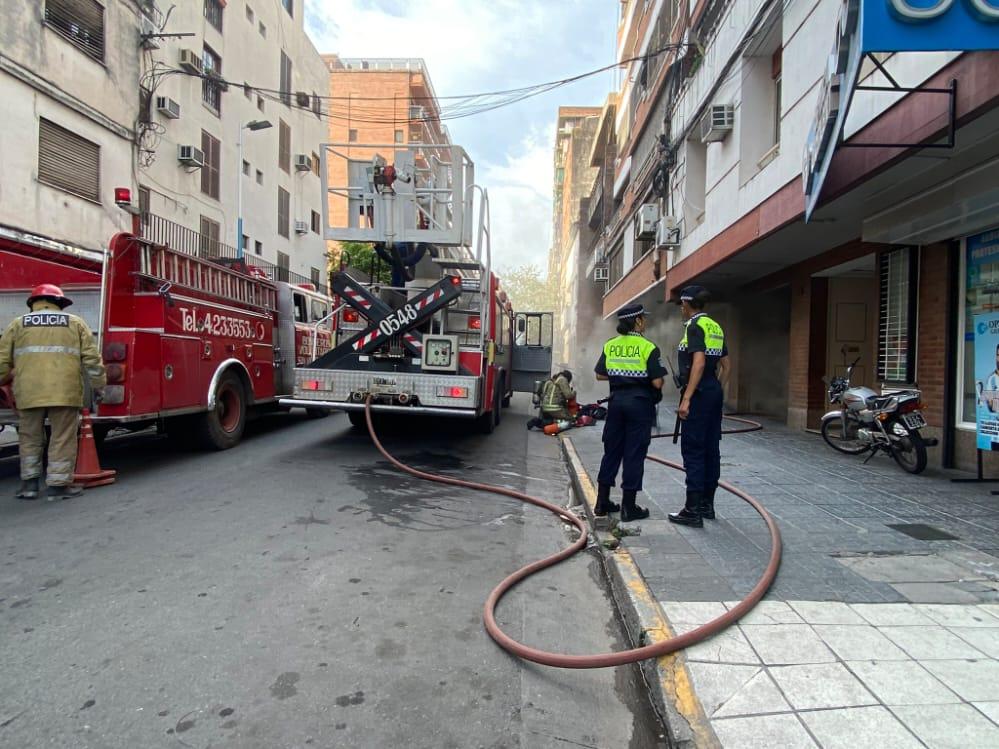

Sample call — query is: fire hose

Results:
[365,399,781,669]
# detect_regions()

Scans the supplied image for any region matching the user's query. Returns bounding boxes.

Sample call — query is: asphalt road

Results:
[0,397,667,749]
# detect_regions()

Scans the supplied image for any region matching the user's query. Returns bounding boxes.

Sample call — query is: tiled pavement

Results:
[566,414,999,748]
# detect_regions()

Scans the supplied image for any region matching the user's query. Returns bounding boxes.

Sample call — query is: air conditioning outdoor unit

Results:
[656,215,680,248]
[594,265,610,282]
[699,104,734,143]
[294,154,312,172]
[178,49,202,74]
[295,91,310,107]
[177,144,205,167]
[155,96,180,119]
[409,105,425,120]
[635,203,659,240]
[294,220,309,235]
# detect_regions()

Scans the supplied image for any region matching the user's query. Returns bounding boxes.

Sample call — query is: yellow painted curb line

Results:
[562,436,720,749]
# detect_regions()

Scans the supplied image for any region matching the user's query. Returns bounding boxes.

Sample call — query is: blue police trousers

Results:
[680,378,723,495]
[597,395,654,492]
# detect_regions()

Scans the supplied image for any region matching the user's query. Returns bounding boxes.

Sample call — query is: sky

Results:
[304,0,618,273]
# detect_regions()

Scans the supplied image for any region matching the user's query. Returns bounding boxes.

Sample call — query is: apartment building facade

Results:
[321,56,450,263]
[0,0,329,291]
[549,107,600,374]
[586,0,999,471]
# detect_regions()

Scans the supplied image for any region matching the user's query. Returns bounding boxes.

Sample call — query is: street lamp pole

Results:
[237,119,272,259]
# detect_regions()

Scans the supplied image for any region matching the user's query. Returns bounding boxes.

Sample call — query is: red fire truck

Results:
[0,219,334,449]
[280,143,553,430]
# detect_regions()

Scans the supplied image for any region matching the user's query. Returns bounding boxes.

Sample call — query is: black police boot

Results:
[594,483,620,516]
[702,486,717,521]
[620,490,649,522]
[15,478,40,500]
[668,491,704,528]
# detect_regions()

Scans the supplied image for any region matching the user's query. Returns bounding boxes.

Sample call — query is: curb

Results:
[561,436,719,749]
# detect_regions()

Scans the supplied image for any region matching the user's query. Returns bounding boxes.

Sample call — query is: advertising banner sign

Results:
[974,311,999,449]
[863,0,999,53]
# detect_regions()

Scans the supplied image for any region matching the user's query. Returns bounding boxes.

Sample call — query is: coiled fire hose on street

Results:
[365,399,781,669]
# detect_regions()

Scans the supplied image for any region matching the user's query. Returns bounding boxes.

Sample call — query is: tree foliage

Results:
[496,263,556,313]
[329,241,392,284]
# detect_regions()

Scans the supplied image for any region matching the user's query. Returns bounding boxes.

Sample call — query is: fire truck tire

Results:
[305,408,330,419]
[500,372,511,408]
[197,372,247,450]
[92,424,110,448]
[478,386,501,434]
[348,411,367,429]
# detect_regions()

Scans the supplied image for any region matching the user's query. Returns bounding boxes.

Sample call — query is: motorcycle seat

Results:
[866,394,895,410]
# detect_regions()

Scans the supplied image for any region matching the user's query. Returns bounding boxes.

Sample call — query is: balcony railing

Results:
[140,213,327,295]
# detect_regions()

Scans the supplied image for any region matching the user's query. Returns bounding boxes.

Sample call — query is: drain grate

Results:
[886,523,959,541]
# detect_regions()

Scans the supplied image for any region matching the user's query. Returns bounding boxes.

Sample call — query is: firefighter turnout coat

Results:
[0,307,106,409]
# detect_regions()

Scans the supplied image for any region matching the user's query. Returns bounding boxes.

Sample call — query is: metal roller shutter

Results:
[44,0,105,61]
[38,118,101,202]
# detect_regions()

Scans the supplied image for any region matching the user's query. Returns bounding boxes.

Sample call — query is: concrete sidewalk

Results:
[563,414,999,749]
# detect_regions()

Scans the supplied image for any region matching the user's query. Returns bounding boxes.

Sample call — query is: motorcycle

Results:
[820,357,937,474]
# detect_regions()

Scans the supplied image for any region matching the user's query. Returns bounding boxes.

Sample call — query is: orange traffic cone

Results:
[73,409,116,488]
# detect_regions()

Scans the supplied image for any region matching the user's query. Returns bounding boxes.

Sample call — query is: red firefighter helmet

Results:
[26,283,73,309]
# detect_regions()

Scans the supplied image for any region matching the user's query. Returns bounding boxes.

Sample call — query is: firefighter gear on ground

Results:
[541,372,575,420]
[670,287,728,528]
[0,293,106,492]
[594,304,667,520]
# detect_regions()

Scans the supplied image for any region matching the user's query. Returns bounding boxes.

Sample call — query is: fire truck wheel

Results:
[500,372,511,408]
[305,408,330,419]
[92,424,110,448]
[348,411,367,430]
[197,372,247,450]
[478,386,501,434]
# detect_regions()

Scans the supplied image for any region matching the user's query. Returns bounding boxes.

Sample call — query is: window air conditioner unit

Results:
[699,104,734,143]
[656,215,680,248]
[294,220,309,235]
[635,203,659,240]
[178,49,202,74]
[409,105,425,120]
[295,91,310,108]
[155,96,180,119]
[294,154,312,172]
[177,144,205,167]
[594,265,609,282]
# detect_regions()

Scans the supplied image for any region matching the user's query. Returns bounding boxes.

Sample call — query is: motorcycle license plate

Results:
[902,412,927,430]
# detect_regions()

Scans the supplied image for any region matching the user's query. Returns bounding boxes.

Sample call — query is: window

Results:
[280,51,292,106]
[245,4,254,22]
[204,0,223,31]
[277,251,290,282]
[311,152,320,176]
[878,247,918,384]
[348,129,358,143]
[255,168,263,185]
[37,118,100,202]
[281,0,293,17]
[311,210,321,234]
[278,187,290,238]
[609,246,624,286]
[739,7,783,181]
[242,234,249,252]
[683,138,707,228]
[394,130,404,144]
[257,95,265,112]
[312,93,322,118]
[292,292,307,321]
[44,0,105,62]
[137,186,150,216]
[242,159,250,176]
[254,240,263,256]
[199,216,221,258]
[311,296,327,321]
[310,269,323,294]
[202,45,223,115]
[772,48,783,148]
[201,130,221,199]
[278,120,291,173]
[259,21,266,37]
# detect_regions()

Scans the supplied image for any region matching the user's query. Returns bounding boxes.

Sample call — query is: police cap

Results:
[616,303,646,319]
[678,285,709,305]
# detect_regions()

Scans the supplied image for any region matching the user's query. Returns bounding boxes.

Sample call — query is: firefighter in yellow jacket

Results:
[0,284,106,500]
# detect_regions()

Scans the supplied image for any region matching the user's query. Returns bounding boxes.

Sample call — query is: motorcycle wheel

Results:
[821,417,868,455]
[892,430,928,474]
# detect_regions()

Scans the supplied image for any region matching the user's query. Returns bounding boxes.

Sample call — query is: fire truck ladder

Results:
[332,272,426,358]
[310,273,464,369]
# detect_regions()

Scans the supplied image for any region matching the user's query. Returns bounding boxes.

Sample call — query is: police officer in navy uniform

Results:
[594,304,667,521]
[669,286,729,528]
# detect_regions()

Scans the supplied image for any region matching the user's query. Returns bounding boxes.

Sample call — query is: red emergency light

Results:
[343,309,360,323]
[468,316,481,330]
[114,187,132,207]
[449,386,468,398]
[449,276,461,286]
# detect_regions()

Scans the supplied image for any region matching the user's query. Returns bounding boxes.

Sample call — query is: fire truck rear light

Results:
[449,276,462,286]
[343,309,360,323]
[468,316,481,330]
[106,363,126,383]
[437,386,468,398]
[303,380,322,391]
[101,385,125,405]
[103,342,127,362]
[113,187,131,206]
